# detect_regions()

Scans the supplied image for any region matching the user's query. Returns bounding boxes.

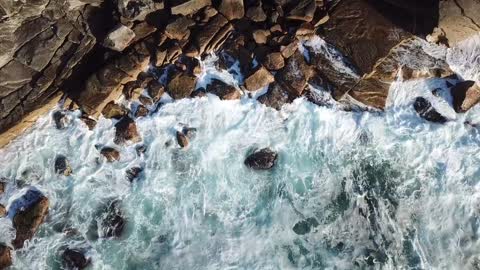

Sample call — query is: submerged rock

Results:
[0,244,12,269]
[12,192,49,249]
[451,81,480,113]
[100,147,120,162]
[114,116,141,145]
[176,131,189,148]
[0,204,5,218]
[244,148,278,170]
[53,111,69,129]
[258,83,290,110]
[126,167,143,183]
[206,79,241,100]
[54,155,72,176]
[80,116,97,130]
[100,200,126,238]
[101,101,128,119]
[62,248,91,269]
[413,97,447,123]
[292,217,319,235]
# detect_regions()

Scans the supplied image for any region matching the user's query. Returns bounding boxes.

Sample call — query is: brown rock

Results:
[451,81,480,113]
[263,53,285,71]
[295,22,315,39]
[206,79,242,100]
[62,248,91,270]
[135,105,149,118]
[139,95,154,106]
[258,82,290,110]
[171,0,212,15]
[244,148,278,170]
[191,14,233,56]
[102,101,128,119]
[246,2,266,22]
[176,131,189,148]
[0,244,12,269]
[252,29,271,44]
[114,116,141,145]
[280,41,298,59]
[165,17,195,41]
[54,155,72,176]
[0,204,5,218]
[286,0,316,22]
[167,72,197,99]
[218,0,245,20]
[126,167,143,182]
[0,181,5,194]
[276,51,312,97]
[100,147,121,162]
[103,24,136,52]
[147,80,165,102]
[80,116,97,130]
[12,192,49,249]
[244,66,275,91]
[195,5,219,23]
[99,199,126,238]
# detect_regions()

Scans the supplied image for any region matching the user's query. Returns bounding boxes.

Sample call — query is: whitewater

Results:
[1,35,480,269]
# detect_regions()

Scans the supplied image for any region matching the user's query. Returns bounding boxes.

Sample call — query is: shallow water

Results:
[1,36,480,269]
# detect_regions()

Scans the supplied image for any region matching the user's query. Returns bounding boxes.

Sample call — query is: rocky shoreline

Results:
[0,0,480,268]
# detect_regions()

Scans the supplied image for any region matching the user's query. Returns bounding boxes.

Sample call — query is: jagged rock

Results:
[189,14,233,56]
[126,167,143,182]
[286,0,316,22]
[102,101,128,119]
[165,17,195,41]
[413,97,447,123]
[258,83,291,110]
[0,244,12,269]
[263,52,285,71]
[276,51,312,97]
[12,191,49,249]
[176,131,189,148]
[167,72,197,99]
[252,29,270,44]
[246,2,267,22]
[244,148,278,170]
[295,22,315,39]
[451,81,480,113]
[0,204,5,218]
[218,0,245,20]
[135,105,149,118]
[117,0,164,22]
[53,111,69,129]
[194,5,219,23]
[103,25,136,52]
[206,79,241,100]
[171,0,212,15]
[293,217,319,235]
[147,80,165,102]
[114,116,141,145]
[439,0,480,45]
[80,116,97,130]
[100,147,120,162]
[139,95,153,106]
[244,66,275,91]
[101,200,126,238]
[0,181,5,194]
[280,41,298,59]
[62,248,91,270]
[55,155,72,176]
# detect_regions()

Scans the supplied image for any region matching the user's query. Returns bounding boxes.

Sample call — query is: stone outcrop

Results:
[54,155,72,176]
[438,0,480,45]
[451,80,480,113]
[244,148,278,170]
[244,66,274,91]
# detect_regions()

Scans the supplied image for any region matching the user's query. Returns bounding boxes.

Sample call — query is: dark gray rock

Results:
[244,148,278,170]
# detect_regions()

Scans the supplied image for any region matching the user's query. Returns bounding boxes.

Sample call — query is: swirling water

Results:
[1,37,480,269]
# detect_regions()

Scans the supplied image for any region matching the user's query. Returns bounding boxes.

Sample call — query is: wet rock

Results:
[126,167,143,182]
[258,83,290,110]
[53,111,69,129]
[80,116,97,130]
[451,81,480,113]
[101,101,128,120]
[139,95,153,106]
[244,148,278,170]
[55,155,72,176]
[171,0,212,16]
[218,0,245,20]
[114,116,141,145]
[0,244,12,269]
[0,181,5,194]
[100,200,126,238]
[263,52,285,71]
[292,217,319,235]
[195,5,219,23]
[136,145,147,156]
[280,41,298,59]
[276,51,312,97]
[413,97,447,123]
[206,79,241,100]
[62,248,91,270]
[135,105,149,118]
[252,29,270,45]
[176,131,189,148]
[246,2,266,22]
[165,17,195,41]
[103,24,136,52]
[286,0,316,22]
[167,72,197,99]
[12,193,49,249]
[244,66,275,91]
[147,80,165,102]
[0,204,5,218]
[100,147,121,162]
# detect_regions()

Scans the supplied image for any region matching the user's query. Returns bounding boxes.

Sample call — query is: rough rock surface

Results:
[54,155,72,176]
[114,116,141,145]
[100,147,121,162]
[62,248,91,270]
[258,83,290,110]
[12,192,49,249]
[0,204,5,218]
[244,148,278,170]
[0,244,12,269]
[244,66,274,91]
[413,97,447,123]
[438,0,480,45]
[206,79,241,100]
[451,81,480,113]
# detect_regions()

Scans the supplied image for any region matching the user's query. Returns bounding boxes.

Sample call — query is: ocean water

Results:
[1,36,480,269]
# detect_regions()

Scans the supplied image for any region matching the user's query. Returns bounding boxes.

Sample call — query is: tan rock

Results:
[438,0,480,45]
[114,116,141,145]
[286,0,316,22]
[171,0,212,15]
[451,81,480,113]
[263,52,285,71]
[0,204,6,218]
[167,72,197,99]
[12,194,49,249]
[244,66,274,91]
[101,101,128,119]
[165,17,195,41]
[135,105,149,118]
[218,0,245,20]
[252,29,271,44]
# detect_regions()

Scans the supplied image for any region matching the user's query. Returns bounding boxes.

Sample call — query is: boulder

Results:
[80,116,97,130]
[176,131,189,148]
[438,0,480,45]
[0,181,4,194]
[451,81,480,113]
[276,51,312,97]
[102,101,128,119]
[165,17,195,41]
[100,147,121,162]
[218,0,245,20]
[135,105,149,118]
[286,0,316,22]
[114,116,141,145]
[246,2,267,22]
[0,244,12,269]
[258,83,291,110]
[147,80,165,102]
[103,25,136,52]
[244,148,278,170]
[0,204,5,218]
[413,97,447,123]
[12,193,49,249]
[62,248,91,270]
[244,66,275,91]
[54,155,72,176]
[189,14,233,56]
[126,167,143,182]
[53,111,69,129]
[139,95,153,106]
[206,79,241,100]
[263,53,285,71]
[171,0,212,15]
[167,72,197,99]
[292,217,319,235]
[252,29,271,45]
[100,200,126,238]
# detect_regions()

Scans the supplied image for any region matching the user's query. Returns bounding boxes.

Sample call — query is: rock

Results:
[136,145,147,156]
[190,14,233,56]
[12,192,49,249]
[218,0,245,20]
[451,81,480,113]
[0,244,12,269]
[206,79,242,100]
[413,97,447,123]
[280,41,298,59]
[126,167,143,182]
[244,148,278,170]
[167,72,197,99]
[258,82,290,110]
[114,116,141,145]
[246,2,267,22]
[171,0,212,15]
[80,116,97,130]
[252,29,271,44]
[53,111,69,129]
[147,80,165,102]
[244,66,275,91]
[295,22,315,39]
[292,217,319,235]
[438,0,480,45]
[194,5,219,23]
[276,51,312,97]
[176,131,189,148]
[62,248,91,270]
[0,204,5,218]
[165,17,195,41]
[103,24,136,52]
[286,0,316,22]
[100,147,121,162]
[54,155,72,176]
[263,52,285,71]
[426,27,448,46]
[135,105,149,118]
[100,200,126,238]
[0,181,4,194]
[139,95,153,106]
[102,101,128,119]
